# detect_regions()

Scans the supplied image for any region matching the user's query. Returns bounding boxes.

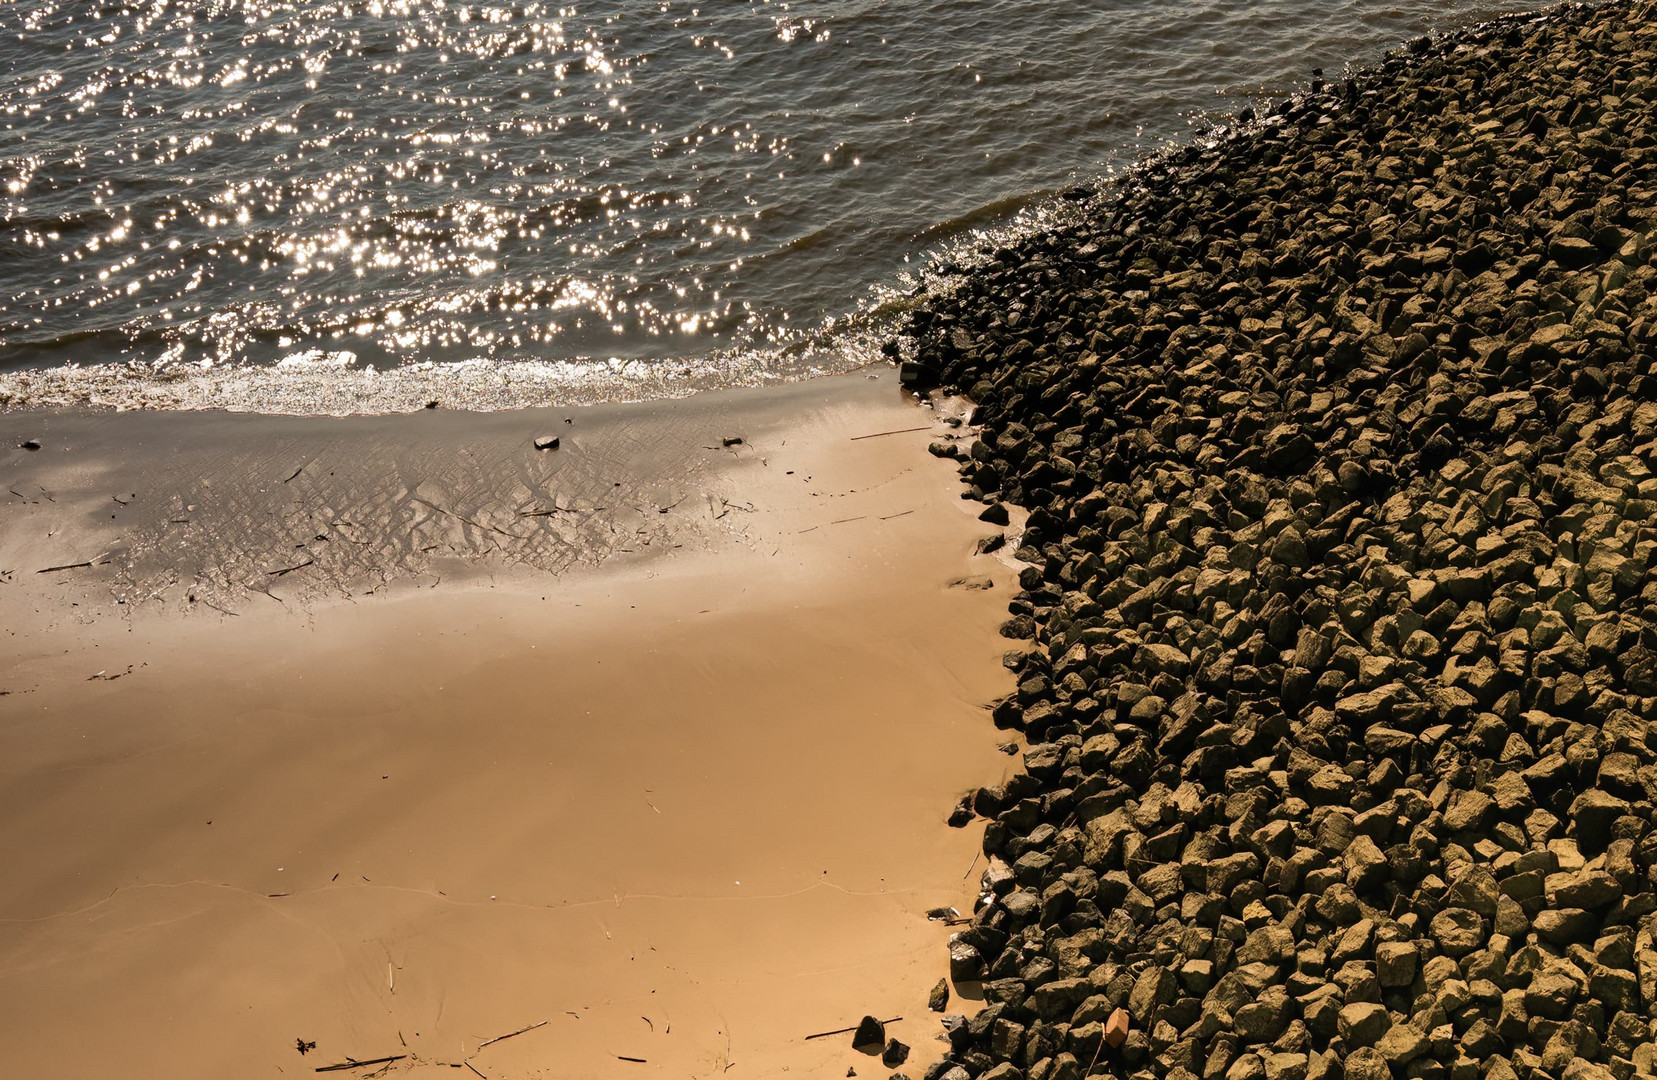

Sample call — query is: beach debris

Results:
[36,560,94,574]
[804,1016,901,1042]
[945,796,973,828]
[463,1063,486,1078]
[283,465,304,483]
[881,1039,910,1067]
[267,558,314,577]
[946,574,993,590]
[19,438,40,450]
[927,979,949,1012]
[849,425,930,441]
[850,1016,885,1051]
[974,533,1005,555]
[721,435,743,447]
[423,400,439,409]
[616,1055,647,1064]
[475,1019,547,1050]
[313,1054,407,1073]
[533,435,560,451]
[924,905,959,922]
[1103,1008,1130,1049]
[296,1038,316,1055]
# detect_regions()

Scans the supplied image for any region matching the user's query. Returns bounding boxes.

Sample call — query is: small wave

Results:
[0,345,876,416]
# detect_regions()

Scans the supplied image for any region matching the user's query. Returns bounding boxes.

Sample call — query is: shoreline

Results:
[0,373,1014,1078]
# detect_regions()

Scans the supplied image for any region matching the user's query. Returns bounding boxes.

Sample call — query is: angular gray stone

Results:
[1375,942,1418,988]
[1569,789,1630,849]
[1336,1002,1392,1047]
[1375,1022,1429,1068]
[1533,907,1597,946]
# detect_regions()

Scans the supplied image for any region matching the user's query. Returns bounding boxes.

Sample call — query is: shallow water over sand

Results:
[1,0,1539,412]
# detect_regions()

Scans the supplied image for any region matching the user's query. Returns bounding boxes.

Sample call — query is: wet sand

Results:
[0,374,1015,1078]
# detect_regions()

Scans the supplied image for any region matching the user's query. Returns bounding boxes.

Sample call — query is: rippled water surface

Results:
[0,0,1540,411]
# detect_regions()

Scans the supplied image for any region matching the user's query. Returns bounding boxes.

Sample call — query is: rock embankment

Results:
[902,3,1657,1080]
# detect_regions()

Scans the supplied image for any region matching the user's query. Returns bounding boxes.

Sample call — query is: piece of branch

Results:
[314,1054,407,1073]
[804,1017,902,1041]
[850,426,930,441]
[267,558,314,577]
[476,1020,547,1050]
[617,1056,647,1064]
[36,561,93,574]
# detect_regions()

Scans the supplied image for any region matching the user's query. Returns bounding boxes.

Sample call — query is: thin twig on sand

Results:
[476,1020,548,1050]
[850,426,930,441]
[313,1054,407,1073]
[804,1017,901,1041]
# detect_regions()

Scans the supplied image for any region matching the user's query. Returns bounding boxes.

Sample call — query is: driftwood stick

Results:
[804,1017,902,1041]
[476,1019,548,1050]
[36,561,94,574]
[267,558,315,577]
[314,1054,407,1073]
[617,1056,648,1063]
[464,1063,487,1078]
[850,426,930,441]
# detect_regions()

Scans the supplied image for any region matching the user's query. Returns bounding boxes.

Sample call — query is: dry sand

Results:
[0,374,1017,1078]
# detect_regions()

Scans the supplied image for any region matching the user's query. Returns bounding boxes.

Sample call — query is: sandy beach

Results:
[0,373,1013,1078]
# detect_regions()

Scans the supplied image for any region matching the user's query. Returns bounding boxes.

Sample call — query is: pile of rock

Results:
[900,4,1657,1080]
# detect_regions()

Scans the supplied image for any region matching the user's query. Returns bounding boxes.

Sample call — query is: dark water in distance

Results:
[0,0,1539,412]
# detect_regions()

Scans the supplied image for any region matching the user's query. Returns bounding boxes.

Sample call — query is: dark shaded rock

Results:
[852,1015,885,1050]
